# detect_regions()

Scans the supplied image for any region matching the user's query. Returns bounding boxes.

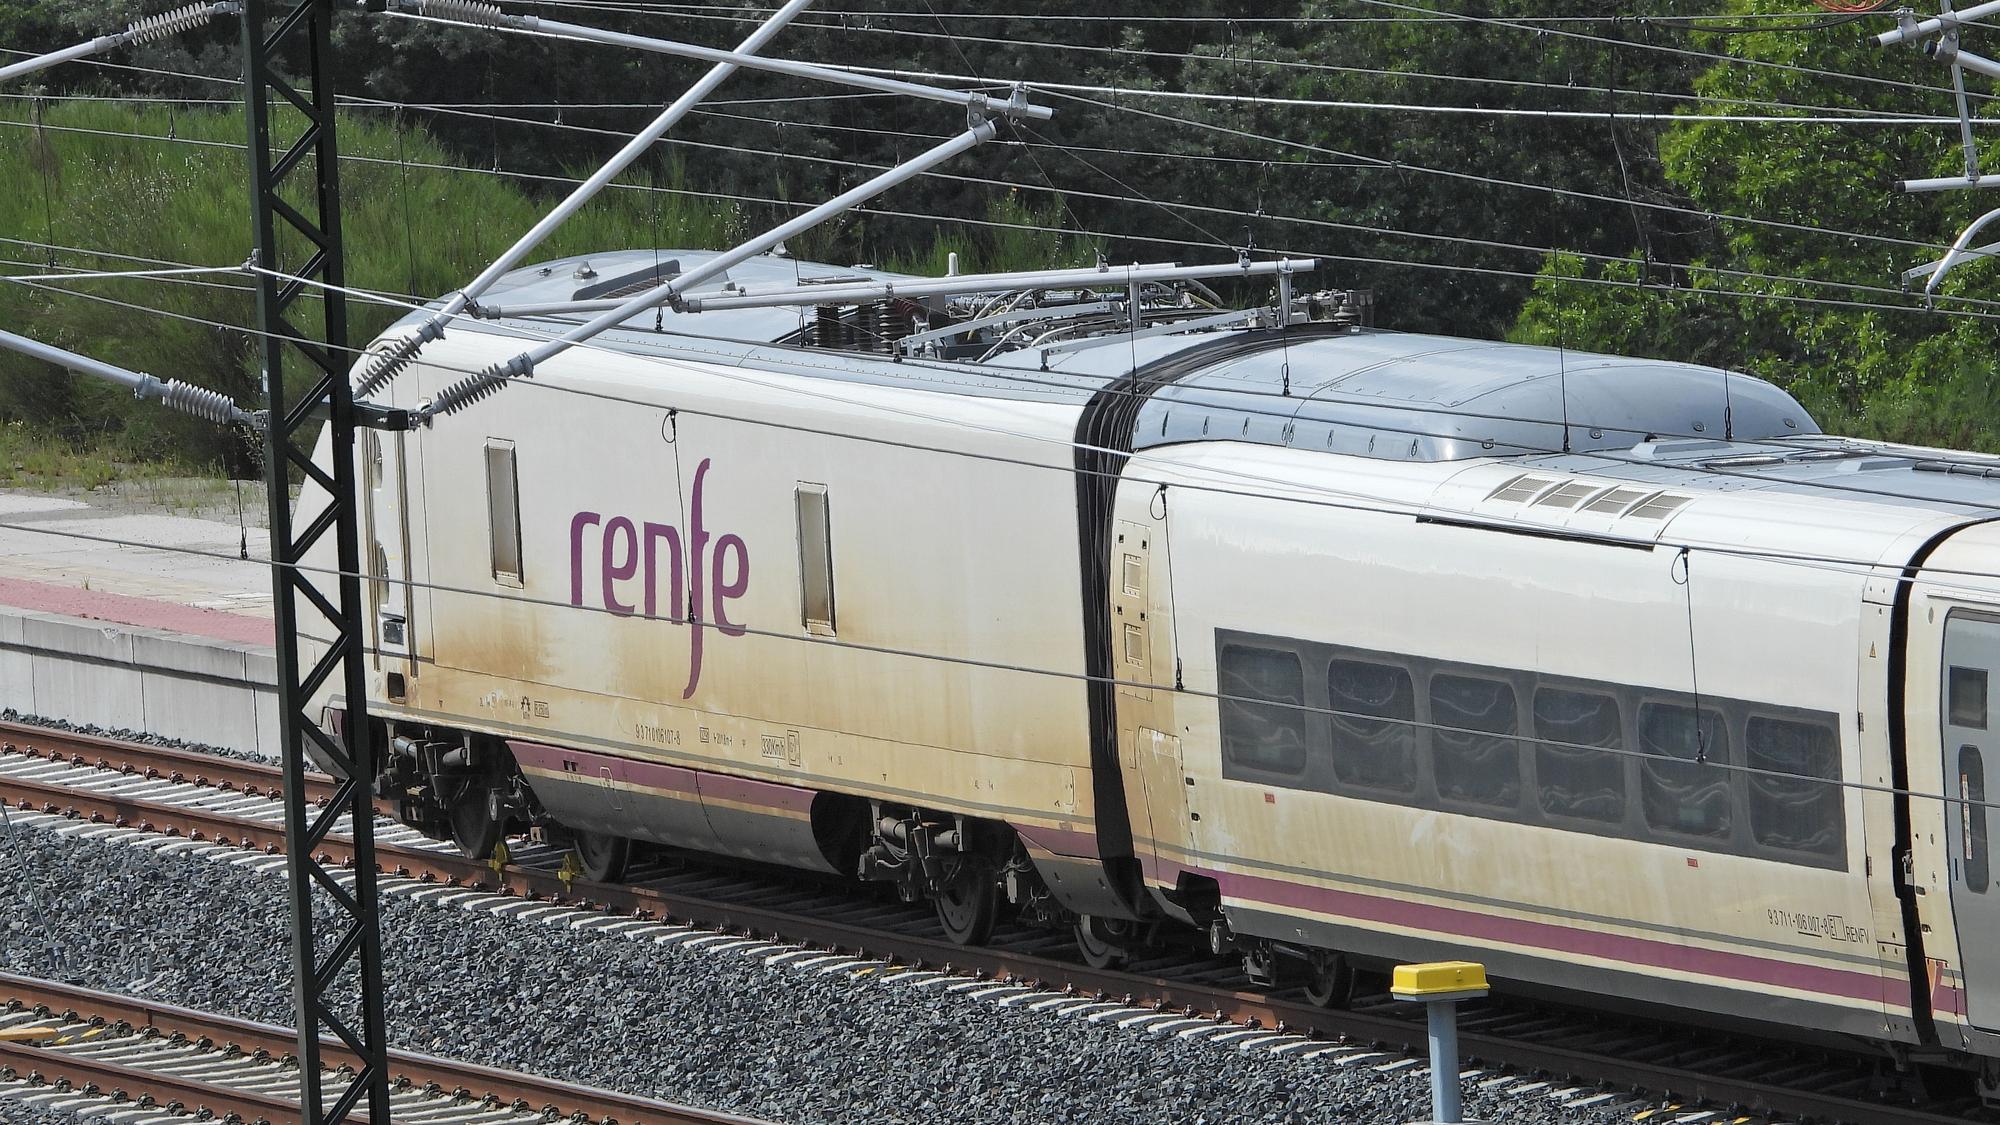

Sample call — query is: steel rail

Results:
[0,1035,301,1124]
[0,722,339,803]
[0,725,1976,1125]
[0,973,774,1125]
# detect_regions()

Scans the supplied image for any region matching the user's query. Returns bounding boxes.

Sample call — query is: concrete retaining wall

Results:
[0,607,278,759]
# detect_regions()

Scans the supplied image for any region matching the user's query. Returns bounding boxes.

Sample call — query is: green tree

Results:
[1513,0,2000,448]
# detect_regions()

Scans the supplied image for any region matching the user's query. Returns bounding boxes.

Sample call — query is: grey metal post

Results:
[1392,962,1487,1125]
[1427,999,1462,1125]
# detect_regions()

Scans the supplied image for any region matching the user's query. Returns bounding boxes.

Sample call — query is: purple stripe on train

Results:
[509,738,814,815]
[568,457,749,698]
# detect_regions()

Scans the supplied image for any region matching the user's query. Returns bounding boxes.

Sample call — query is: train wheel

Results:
[1303,951,1354,1008]
[1074,915,1131,970]
[448,790,502,861]
[572,830,631,883]
[934,870,999,945]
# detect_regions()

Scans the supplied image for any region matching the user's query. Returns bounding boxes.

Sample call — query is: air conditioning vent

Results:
[1581,486,1650,514]
[1532,481,1600,509]
[1627,493,1691,520]
[1487,474,1560,503]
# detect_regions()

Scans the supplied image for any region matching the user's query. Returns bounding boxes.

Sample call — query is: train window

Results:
[1327,659,1417,794]
[1951,666,1988,730]
[1638,702,1731,839]
[484,442,522,584]
[1218,645,1307,775]
[1533,687,1627,823]
[1964,746,1990,894]
[1744,715,1844,859]
[1430,673,1521,808]
[796,485,835,635]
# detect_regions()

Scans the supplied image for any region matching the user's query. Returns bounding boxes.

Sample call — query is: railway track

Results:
[0,973,770,1125]
[0,720,1986,1125]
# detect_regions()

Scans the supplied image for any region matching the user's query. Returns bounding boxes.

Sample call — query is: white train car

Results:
[310,248,2000,1084]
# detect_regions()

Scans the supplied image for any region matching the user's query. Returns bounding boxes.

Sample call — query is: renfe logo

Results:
[568,458,749,699]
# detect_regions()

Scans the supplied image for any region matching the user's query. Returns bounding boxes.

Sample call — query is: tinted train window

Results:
[1744,716,1843,858]
[1328,659,1417,794]
[1218,646,1307,775]
[1430,673,1520,808]
[1533,687,1627,823]
[1952,667,1989,730]
[1639,702,1731,839]
[1964,746,1990,894]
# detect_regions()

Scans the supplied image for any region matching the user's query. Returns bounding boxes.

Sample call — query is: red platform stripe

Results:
[0,576,273,648]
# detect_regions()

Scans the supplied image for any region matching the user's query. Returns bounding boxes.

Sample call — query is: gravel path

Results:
[0,817,1632,1125]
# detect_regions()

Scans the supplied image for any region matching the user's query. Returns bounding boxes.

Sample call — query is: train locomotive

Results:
[306,248,2000,1091]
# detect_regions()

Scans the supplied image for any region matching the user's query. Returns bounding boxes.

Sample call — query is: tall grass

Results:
[0,99,1089,471]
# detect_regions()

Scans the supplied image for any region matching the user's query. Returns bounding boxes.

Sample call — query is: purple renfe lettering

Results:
[683,458,712,699]
[713,533,748,637]
[601,516,637,616]
[564,457,745,699]
[569,512,602,606]
[643,522,685,621]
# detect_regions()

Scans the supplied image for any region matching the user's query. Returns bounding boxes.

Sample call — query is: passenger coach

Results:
[305,249,2000,1093]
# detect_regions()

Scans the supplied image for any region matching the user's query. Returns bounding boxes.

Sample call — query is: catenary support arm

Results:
[0,327,255,425]
[421,118,1005,419]
[352,0,817,397]
[0,3,240,86]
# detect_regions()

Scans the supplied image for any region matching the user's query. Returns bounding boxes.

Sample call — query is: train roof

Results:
[409,249,2000,516]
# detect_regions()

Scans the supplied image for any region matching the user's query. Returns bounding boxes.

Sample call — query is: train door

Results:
[362,428,416,689]
[1942,610,2000,1030]
[1111,517,1191,878]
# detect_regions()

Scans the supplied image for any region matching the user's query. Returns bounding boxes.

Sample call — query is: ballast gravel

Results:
[0,710,270,764]
[0,820,1640,1125]
[0,1102,99,1125]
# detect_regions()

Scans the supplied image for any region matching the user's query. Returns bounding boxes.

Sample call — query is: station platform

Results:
[0,489,279,757]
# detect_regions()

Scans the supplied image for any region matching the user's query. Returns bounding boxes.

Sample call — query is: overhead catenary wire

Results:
[15,106,2000,324]
[284,267,2000,518]
[0,229,1953,491]
[0,2,240,87]
[518,4,1882,24]
[9,47,1992,268]
[350,0,819,399]
[2,1,1994,824]
[24,257,2000,683]
[7,13,1992,510]
[527,0,1997,111]
[24,108,2000,334]
[4,504,1991,817]
[11,239,1986,546]
[441,1,1969,123]
[3,64,1950,126]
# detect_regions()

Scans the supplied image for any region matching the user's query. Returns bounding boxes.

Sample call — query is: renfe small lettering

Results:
[568,458,749,698]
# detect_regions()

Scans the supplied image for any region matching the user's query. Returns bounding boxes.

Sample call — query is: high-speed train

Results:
[309,247,2000,1091]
